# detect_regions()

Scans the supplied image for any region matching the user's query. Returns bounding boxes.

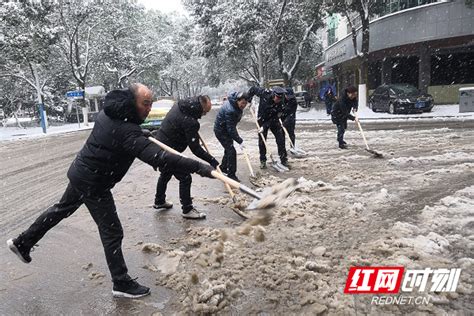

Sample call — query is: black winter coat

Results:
[282,95,297,122]
[67,89,201,193]
[248,86,284,128]
[155,97,216,165]
[331,89,358,125]
[213,92,243,144]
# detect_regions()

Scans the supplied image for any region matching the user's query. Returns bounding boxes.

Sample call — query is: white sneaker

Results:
[182,208,206,220]
[153,200,173,210]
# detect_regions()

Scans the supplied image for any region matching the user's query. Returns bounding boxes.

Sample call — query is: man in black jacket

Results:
[213,91,249,182]
[331,85,358,149]
[247,86,288,169]
[152,95,219,219]
[7,84,214,299]
[282,88,298,147]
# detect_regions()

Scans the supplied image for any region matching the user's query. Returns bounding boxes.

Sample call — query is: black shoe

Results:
[113,278,151,299]
[260,161,267,169]
[341,141,347,145]
[339,143,348,149]
[153,200,173,210]
[227,174,240,182]
[7,238,32,263]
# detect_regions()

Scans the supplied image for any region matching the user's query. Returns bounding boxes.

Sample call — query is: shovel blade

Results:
[247,178,298,210]
[274,162,289,172]
[366,148,383,158]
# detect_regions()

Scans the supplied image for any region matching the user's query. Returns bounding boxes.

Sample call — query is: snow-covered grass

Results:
[0,123,94,142]
[297,104,474,124]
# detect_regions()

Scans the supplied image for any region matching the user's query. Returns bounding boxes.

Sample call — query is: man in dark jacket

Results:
[324,87,336,116]
[7,84,214,299]
[213,91,248,182]
[304,92,312,108]
[153,95,219,219]
[247,86,288,169]
[282,87,298,147]
[331,85,358,149]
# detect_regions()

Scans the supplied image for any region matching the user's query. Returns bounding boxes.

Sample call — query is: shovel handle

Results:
[249,107,276,164]
[242,148,255,177]
[148,136,186,157]
[198,133,235,200]
[279,118,296,149]
[354,113,370,150]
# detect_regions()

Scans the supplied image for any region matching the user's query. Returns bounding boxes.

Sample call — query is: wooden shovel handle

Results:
[242,148,255,177]
[198,133,235,199]
[149,136,240,192]
[148,136,185,157]
[354,113,370,150]
[279,118,295,149]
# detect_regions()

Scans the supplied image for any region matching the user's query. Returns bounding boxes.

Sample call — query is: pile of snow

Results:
[0,123,94,142]
[389,152,473,165]
[297,104,474,123]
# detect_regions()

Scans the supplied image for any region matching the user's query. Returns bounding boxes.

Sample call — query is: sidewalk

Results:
[297,103,474,124]
[0,123,94,142]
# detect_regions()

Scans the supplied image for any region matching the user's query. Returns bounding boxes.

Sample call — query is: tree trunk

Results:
[257,44,265,86]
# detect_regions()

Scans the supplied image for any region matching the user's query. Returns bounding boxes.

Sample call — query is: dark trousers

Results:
[17,183,130,282]
[258,122,287,164]
[336,122,348,144]
[283,117,296,146]
[155,167,193,212]
[325,102,333,115]
[215,133,237,176]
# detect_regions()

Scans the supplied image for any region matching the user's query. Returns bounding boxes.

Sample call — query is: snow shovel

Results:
[241,147,255,177]
[197,133,237,201]
[249,107,288,173]
[147,137,296,212]
[278,118,307,158]
[354,113,383,158]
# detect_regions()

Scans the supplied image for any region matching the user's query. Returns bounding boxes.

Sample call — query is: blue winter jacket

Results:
[213,92,243,144]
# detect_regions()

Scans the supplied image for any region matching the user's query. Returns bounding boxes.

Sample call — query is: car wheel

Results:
[389,103,396,114]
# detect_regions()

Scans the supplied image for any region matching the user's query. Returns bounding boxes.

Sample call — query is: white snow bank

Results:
[0,123,94,142]
[297,104,474,123]
[389,152,473,165]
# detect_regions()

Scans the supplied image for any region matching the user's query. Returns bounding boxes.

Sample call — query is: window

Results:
[380,0,440,16]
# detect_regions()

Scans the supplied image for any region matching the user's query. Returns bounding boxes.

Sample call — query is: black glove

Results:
[142,129,152,138]
[196,162,215,178]
[348,114,356,121]
[209,158,219,169]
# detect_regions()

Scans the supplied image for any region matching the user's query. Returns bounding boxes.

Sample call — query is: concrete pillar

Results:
[381,57,392,85]
[418,43,431,93]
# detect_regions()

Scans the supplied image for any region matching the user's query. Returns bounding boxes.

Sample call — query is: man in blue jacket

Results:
[247,86,288,169]
[7,84,214,299]
[213,91,249,182]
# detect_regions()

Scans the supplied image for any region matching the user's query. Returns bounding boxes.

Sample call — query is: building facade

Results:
[316,0,474,104]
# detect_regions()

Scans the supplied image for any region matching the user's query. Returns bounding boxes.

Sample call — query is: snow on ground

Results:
[137,124,474,314]
[297,104,474,123]
[0,123,94,142]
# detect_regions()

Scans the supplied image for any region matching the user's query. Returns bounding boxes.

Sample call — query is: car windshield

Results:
[152,100,174,109]
[390,85,419,95]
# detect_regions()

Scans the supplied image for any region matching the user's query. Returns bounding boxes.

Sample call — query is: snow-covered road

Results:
[1,110,473,314]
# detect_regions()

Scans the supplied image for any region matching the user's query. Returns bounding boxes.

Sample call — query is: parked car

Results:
[295,91,310,108]
[140,98,175,130]
[368,84,434,114]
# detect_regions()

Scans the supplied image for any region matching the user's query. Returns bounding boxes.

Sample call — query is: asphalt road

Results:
[1,107,473,315]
